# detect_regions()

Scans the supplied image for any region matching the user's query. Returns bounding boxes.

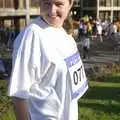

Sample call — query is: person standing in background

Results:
[8,0,88,120]
[97,23,103,42]
[83,34,90,59]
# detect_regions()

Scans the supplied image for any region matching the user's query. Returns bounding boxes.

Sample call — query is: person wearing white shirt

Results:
[82,34,90,59]
[8,0,88,120]
[97,24,103,42]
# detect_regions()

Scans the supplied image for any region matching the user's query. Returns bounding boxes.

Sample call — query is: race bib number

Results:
[65,52,88,100]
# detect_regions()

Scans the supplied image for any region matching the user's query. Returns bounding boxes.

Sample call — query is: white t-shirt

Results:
[8,17,88,120]
[83,38,90,49]
[97,24,102,35]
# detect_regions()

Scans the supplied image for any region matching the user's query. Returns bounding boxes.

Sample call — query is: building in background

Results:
[0,0,120,32]
[79,0,120,21]
[98,0,120,21]
[71,0,81,20]
[0,0,39,33]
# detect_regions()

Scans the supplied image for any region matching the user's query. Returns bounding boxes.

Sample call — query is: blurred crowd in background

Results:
[72,15,120,42]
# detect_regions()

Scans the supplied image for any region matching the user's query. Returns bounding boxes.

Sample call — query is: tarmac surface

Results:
[76,35,120,69]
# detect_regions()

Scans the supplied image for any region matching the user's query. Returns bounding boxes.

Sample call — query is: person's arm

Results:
[12,97,30,120]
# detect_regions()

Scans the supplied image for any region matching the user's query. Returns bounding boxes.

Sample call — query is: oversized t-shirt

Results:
[8,17,88,120]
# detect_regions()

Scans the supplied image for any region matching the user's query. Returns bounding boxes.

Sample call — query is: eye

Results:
[55,2,64,7]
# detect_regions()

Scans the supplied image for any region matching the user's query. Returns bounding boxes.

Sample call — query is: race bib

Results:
[65,52,88,100]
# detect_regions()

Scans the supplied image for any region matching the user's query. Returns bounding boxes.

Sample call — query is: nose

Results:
[49,4,57,14]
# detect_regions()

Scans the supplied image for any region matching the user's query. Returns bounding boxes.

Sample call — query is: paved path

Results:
[77,35,120,70]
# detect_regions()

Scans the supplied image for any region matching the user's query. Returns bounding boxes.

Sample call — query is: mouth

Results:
[43,14,62,27]
[48,15,57,19]
[47,13,58,18]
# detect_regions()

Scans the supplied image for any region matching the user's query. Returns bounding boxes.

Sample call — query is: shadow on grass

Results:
[78,85,120,114]
[79,102,120,114]
[103,75,120,83]
[83,86,120,101]
[91,75,120,83]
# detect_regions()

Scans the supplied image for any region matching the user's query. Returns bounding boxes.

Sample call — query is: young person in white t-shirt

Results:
[82,34,90,59]
[97,23,103,42]
[8,0,88,120]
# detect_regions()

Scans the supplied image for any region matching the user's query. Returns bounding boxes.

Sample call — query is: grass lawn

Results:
[0,74,120,120]
[78,74,120,120]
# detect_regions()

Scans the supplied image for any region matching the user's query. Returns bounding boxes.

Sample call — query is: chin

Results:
[50,23,62,28]
[48,21,63,27]
[42,16,63,27]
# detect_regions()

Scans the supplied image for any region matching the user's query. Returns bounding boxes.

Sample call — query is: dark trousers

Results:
[83,46,89,59]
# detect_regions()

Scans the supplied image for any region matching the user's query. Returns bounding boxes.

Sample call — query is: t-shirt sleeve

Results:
[8,27,41,99]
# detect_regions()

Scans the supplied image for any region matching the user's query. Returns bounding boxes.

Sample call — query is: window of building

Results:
[5,0,14,8]
[99,11,111,20]
[0,0,4,8]
[0,0,14,8]
[113,0,118,6]
[99,0,111,7]
[99,0,106,6]
[113,0,120,6]
[119,0,120,6]
[83,11,96,19]
[106,0,111,6]
[19,0,39,8]
[83,0,96,7]
[30,0,39,7]
[23,0,26,8]
[114,11,120,20]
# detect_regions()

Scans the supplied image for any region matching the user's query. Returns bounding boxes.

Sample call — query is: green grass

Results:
[0,80,15,120]
[0,107,16,120]
[78,74,120,120]
[0,74,120,120]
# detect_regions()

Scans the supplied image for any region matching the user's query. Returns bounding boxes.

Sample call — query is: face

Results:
[40,0,73,27]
